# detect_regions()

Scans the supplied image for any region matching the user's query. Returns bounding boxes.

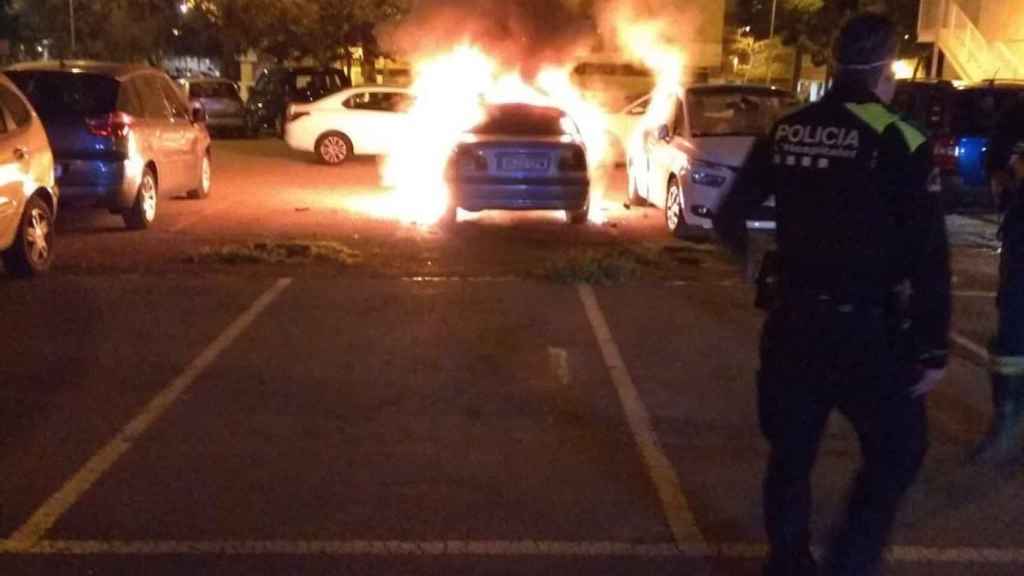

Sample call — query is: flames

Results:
[357,8,690,227]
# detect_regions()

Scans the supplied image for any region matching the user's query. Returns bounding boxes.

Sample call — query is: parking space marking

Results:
[5,278,293,551]
[953,291,997,298]
[1,540,1023,564]
[576,285,706,548]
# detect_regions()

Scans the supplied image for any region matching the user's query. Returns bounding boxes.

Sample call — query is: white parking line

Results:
[547,347,570,386]
[576,285,706,549]
[5,278,293,551]
[0,539,1023,564]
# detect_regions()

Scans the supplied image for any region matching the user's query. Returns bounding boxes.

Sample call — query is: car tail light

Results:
[557,146,587,172]
[454,148,488,172]
[933,136,959,171]
[86,112,132,139]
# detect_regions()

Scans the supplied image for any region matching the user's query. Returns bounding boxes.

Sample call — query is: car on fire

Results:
[7,61,213,230]
[284,86,414,165]
[627,84,797,239]
[443,102,590,226]
[0,72,58,277]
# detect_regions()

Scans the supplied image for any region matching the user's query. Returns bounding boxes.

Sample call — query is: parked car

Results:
[178,76,246,138]
[7,61,212,229]
[0,72,58,276]
[245,66,351,137]
[627,84,797,239]
[444,103,590,226]
[284,86,414,165]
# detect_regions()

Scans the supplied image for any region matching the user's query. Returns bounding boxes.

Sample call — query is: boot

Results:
[971,373,1024,464]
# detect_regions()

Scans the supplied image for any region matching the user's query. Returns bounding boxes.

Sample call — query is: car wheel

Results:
[627,164,647,206]
[665,176,698,239]
[2,195,54,277]
[187,153,212,199]
[124,168,158,230]
[566,196,590,225]
[316,132,352,166]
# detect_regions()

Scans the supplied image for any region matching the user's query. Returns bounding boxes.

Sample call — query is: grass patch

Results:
[539,246,668,285]
[190,241,361,266]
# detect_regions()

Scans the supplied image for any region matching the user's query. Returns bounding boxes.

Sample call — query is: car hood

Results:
[691,135,757,169]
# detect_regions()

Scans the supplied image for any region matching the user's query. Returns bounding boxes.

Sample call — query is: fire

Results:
[611,6,687,134]
[377,44,613,226]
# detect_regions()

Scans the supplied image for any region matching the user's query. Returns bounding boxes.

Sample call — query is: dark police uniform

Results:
[714,83,951,575]
[977,95,1024,459]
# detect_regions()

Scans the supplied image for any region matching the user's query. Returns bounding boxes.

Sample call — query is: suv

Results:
[7,61,212,229]
[0,72,58,276]
[245,66,351,137]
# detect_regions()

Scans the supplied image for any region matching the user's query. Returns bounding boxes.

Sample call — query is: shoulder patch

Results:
[844,103,926,153]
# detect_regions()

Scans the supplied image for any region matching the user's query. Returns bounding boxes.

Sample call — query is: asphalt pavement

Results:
[0,138,1018,575]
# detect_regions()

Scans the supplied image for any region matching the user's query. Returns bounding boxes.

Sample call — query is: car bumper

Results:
[206,116,246,129]
[452,180,589,212]
[55,158,139,210]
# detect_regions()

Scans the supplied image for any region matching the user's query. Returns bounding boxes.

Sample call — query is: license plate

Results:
[500,154,549,172]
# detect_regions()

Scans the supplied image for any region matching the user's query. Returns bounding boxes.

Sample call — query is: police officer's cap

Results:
[833,13,899,70]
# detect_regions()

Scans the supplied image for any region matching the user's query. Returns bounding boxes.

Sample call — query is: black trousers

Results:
[758,305,928,576]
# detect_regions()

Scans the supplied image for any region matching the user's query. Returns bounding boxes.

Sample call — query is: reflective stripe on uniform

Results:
[992,355,1024,376]
[844,103,927,153]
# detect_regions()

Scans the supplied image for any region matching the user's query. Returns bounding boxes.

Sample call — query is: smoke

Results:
[382,0,597,78]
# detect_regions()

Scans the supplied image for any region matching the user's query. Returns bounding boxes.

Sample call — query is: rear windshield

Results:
[6,71,119,119]
[189,82,239,100]
[952,89,1024,135]
[471,105,568,136]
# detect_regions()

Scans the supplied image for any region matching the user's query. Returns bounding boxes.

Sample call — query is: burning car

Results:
[442,102,590,226]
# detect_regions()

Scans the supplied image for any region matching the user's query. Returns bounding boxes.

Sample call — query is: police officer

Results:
[974,94,1024,462]
[713,13,951,576]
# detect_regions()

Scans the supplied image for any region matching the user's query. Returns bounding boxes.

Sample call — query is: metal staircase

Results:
[918,0,1024,82]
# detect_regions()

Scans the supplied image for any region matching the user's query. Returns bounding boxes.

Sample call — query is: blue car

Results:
[7,61,213,229]
[444,103,590,226]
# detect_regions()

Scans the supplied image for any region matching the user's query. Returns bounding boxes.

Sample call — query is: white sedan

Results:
[627,84,796,239]
[284,86,414,165]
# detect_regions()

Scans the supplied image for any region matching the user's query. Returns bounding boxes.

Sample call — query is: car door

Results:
[0,98,20,245]
[158,75,201,193]
[133,74,181,191]
[337,90,388,154]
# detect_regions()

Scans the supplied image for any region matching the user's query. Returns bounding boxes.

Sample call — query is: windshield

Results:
[470,104,571,136]
[7,71,119,119]
[189,82,239,100]
[688,90,796,137]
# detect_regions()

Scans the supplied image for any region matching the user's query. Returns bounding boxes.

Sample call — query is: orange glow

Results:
[378,44,615,226]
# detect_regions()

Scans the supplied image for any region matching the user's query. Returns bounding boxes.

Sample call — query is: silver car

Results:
[0,72,58,276]
[179,77,247,138]
[627,85,797,239]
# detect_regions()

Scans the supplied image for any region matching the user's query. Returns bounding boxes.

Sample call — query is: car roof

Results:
[268,66,345,74]
[960,80,1024,91]
[6,60,158,80]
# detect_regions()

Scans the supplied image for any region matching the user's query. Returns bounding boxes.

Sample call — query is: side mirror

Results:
[657,124,671,142]
[192,105,207,124]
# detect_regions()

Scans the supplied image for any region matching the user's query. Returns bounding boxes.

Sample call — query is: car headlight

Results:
[689,165,727,188]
